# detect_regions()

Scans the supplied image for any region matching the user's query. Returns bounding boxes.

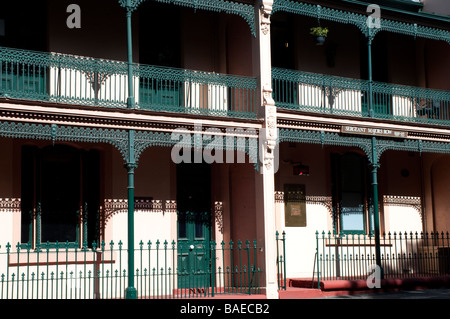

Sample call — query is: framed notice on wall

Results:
[284,184,306,227]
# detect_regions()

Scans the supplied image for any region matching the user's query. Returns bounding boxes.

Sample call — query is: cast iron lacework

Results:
[278,128,374,162]
[271,0,450,43]
[0,46,258,119]
[0,198,21,212]
[278,128,450,165]
[134,129,260,169]
[0,121,260,169]
[103,199,169,227]
[214,201,224,234]
[0,121,129,162]
[118,0,256,36]
[274,192,333,216]
[272,67,450,127]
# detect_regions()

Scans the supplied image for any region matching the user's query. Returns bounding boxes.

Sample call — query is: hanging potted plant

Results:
[310,26,329,45]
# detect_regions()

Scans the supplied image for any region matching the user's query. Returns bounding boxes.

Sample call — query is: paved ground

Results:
[316,288,450,299]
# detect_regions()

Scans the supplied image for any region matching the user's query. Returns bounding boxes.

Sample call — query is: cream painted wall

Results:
[275,143,331,278]
[384,205,422,233]
[109,208,175,247]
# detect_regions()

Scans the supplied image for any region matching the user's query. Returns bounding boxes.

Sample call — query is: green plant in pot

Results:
[310,26,329,45]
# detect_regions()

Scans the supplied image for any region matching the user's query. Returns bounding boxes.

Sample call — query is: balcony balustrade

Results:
[273,67,450,126]
[0,46,257,119]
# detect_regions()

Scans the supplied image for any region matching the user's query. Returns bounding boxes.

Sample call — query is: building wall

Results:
[46,0,131,61]
[275,143,330,278]
[429,154,450,232]
[292,17,362,78]
[422,0,450,16]
[379,150,424,233]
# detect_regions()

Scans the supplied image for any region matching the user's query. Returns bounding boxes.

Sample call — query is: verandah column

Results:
[124,0,137,299]
[366,21,383,277]
[367,30,374,118]
[370,136,383,279]
[125,158,138,299]
[254,0,278,299]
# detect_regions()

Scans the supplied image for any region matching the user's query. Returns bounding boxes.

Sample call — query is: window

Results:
[21,145,100,248]
[331,152,373,234]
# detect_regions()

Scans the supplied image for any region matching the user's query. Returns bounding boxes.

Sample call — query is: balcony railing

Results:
[0,46,257,119]
[273,67,450,126]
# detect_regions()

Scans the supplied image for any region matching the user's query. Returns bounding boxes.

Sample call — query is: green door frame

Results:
[176,161,212,292]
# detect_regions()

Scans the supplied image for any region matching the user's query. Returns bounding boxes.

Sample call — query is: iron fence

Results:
[276,231,286,290]
[0,239,263,299]
[315,231,450,285]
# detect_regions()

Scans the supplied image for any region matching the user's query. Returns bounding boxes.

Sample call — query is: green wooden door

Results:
[177,211,211,290]
[176,161,211,291]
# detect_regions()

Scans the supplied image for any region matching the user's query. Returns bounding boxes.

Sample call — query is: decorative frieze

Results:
[214,201,224,234]
[103,198,178,225]
[165,200,177,213]
[0,198,21,212]
[274,191,332,215]
[383,195,422,214]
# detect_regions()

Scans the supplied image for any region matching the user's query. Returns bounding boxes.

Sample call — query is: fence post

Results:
[211,240,216,297]
[276,231,280,290]
[282,231,286,290]
[316,231,320,289]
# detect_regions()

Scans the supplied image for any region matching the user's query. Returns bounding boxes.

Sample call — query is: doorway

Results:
[176,160,212,289]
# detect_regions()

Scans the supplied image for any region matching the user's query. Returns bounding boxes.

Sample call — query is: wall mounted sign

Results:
[284,184,306,227]
[341,125,408,138]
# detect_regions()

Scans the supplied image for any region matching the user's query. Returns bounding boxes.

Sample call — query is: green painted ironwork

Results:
[278,128,374,162]
[0,121,130,163]
[137,65,258,118]
[0,46,257,119]
[272,0,450,43]
[278,128,450,165]
[276,231,287,290]
[0,237,263,299]
[273,67,450,126]
[315,230,450,284]
[0,121,260,171]
[370,137,383,278]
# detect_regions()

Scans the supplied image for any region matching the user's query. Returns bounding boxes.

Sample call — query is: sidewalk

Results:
[278,276,450,299]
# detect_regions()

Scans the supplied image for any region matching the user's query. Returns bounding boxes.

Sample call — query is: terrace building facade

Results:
[0,0,448,299]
